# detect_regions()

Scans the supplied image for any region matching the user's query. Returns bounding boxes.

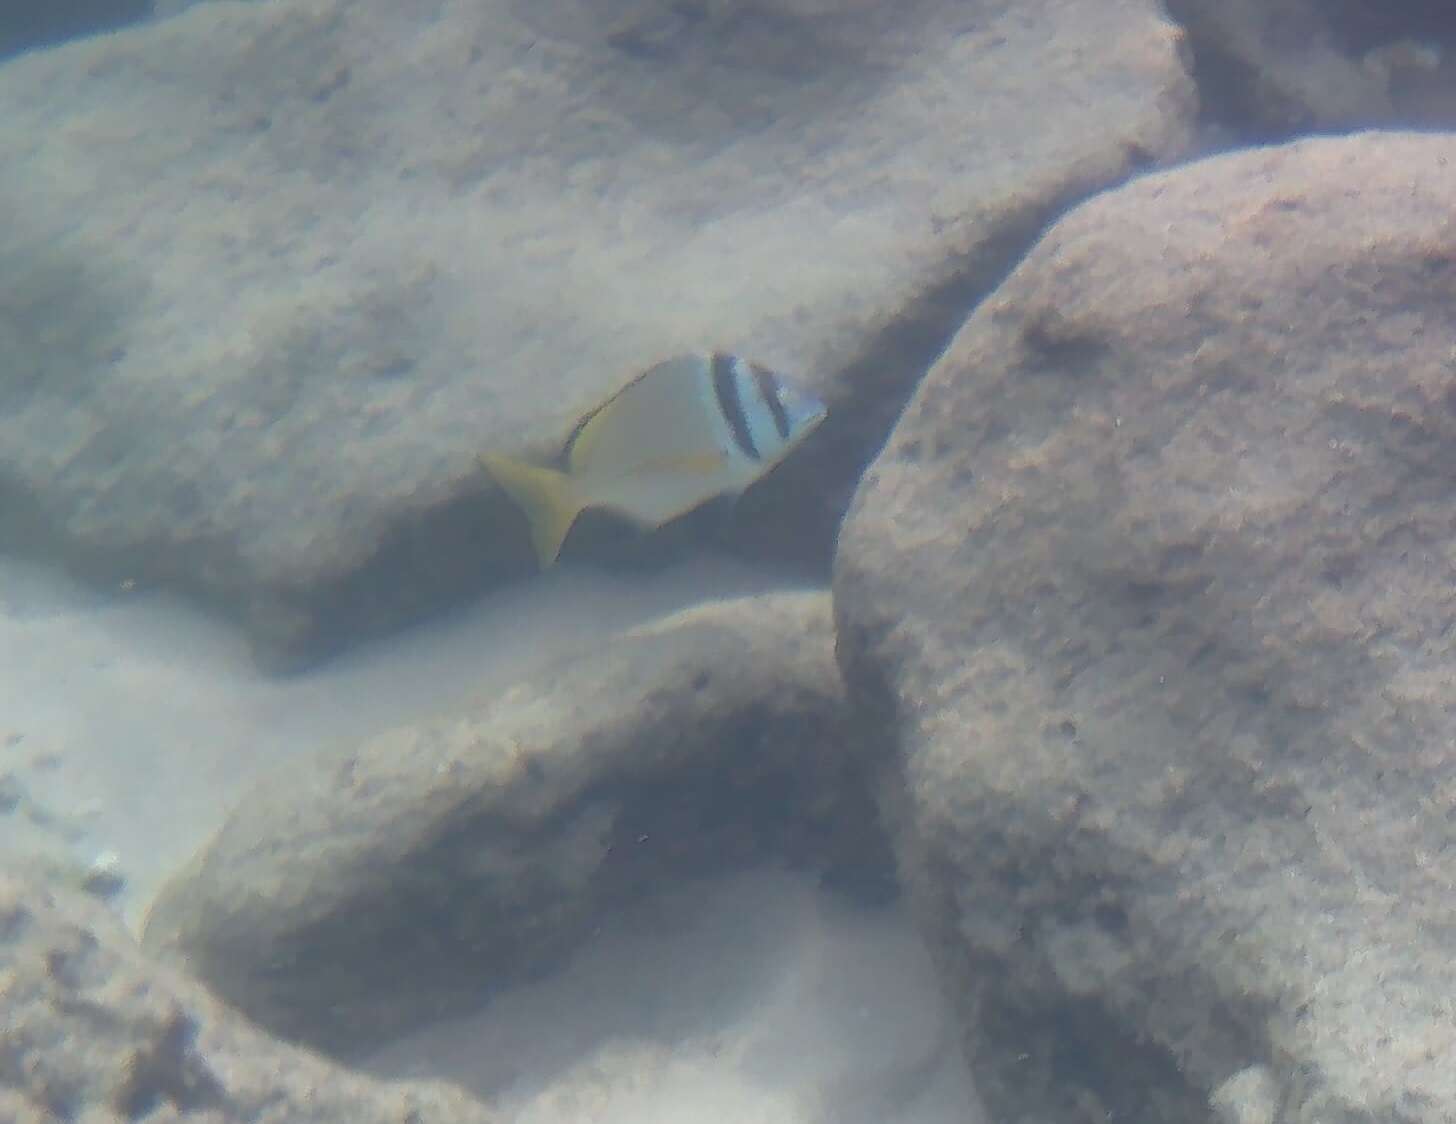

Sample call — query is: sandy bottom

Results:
[368,867,986,1124]
[0,550,985,1122]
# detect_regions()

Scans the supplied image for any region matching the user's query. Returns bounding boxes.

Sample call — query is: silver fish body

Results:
[481,352,827,567]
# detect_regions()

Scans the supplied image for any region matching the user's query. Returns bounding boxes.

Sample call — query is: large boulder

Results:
[141,590,887,1056]
[0,0,1194,667]
[833,130,1456,1124]
[0,873,498,1122]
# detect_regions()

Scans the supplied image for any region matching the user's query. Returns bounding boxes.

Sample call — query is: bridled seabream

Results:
[480,352,828,567]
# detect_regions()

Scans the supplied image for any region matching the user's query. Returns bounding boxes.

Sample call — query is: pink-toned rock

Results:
[835,131,1456,1124]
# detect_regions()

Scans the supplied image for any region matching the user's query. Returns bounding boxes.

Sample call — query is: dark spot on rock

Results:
[691,671,711,691]
[1058,719,1078,740]
[112,1009,228,1118]
[82,865,125,901]
[1123,141,1154,170]
[1020,307,1108,371]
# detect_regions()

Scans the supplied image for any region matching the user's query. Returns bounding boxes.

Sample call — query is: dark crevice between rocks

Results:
[1159,2,1315,145]
[1319,2,1456,54]
[585,709,901,912]
[111,1009,229,1119]
[728,187,1139,583]
[1164,0,1456,147]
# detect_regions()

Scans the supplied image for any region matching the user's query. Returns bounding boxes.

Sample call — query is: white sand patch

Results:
[0,551,986,1121]
[365,867,987,1124]
[0,550,783,927]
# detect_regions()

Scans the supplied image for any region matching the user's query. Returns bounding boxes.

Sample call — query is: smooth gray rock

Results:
[141,590,886,1056]
[0,0,1194,667]
[0,873,499,1123]
[833,131,1456,1124]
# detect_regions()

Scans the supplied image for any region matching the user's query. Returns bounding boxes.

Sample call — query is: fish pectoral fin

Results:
[478,453,583,568]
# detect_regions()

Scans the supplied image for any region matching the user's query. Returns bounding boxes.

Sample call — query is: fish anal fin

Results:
[478,453,583,568]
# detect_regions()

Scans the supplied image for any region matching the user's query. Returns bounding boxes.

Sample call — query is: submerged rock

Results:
[142,590,888,1056]
[0,873,499,1122]
[834,131,1456,1124]
[0,0,1194,667]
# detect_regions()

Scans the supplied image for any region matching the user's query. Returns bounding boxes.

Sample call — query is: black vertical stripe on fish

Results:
[751,362,792,441]
[711,352,760,460]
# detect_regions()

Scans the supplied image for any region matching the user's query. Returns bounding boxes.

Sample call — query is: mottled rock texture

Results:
[0,873,500,1122]
[834,131,1456,1124]
[142,590,889,1056]
[0,0,1194,666]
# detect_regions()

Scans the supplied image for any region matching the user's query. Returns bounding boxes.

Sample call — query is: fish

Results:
[480,352,827,567]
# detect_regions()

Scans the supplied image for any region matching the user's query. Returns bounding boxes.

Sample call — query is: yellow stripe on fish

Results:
[480,352,827,567]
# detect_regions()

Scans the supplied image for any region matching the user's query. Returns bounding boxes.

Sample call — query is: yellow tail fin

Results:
[478,453,583,568]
